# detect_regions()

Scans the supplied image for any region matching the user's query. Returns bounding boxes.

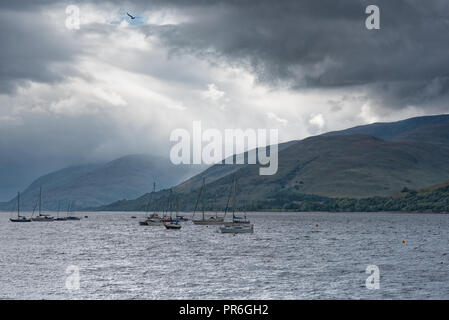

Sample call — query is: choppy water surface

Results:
[0,211,448,299]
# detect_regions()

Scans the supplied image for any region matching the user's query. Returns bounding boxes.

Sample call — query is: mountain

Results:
[175,140,298,192]
[97,114,449,212]
[0,154,206,211]
[324,114,449,144]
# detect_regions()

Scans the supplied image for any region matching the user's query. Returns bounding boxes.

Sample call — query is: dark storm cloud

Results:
[139,0,449,108]
[3,0,449,107]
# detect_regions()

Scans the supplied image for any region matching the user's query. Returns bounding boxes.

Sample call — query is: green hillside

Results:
[97,133,449,212]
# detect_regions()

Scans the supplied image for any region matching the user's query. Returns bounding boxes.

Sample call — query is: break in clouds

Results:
[1,0,449,199]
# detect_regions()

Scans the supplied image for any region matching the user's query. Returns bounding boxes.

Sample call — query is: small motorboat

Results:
[139,213,164,226]
[164,220,182,230]
[176,214,189,222]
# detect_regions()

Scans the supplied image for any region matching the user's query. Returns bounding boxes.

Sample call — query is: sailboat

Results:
[31,187,54,222]
[66,200,81,220]
[10,192,31,222]
[164,192,182,230]
[139,189,164,226]
[192,178,224,225]
[54,201,68,221]
[219,177,254,234]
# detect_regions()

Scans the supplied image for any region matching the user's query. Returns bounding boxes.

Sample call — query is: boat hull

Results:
[66,216,81,220]
[10,218,31,222]
[164,223,182,230]
[193,219,224,225]
[140,219,164,226]
[31,217,54,222]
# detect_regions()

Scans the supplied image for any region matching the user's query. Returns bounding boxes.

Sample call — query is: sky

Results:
[1,0,449,200]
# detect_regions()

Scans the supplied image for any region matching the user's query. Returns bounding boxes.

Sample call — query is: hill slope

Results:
[324,114,449,144]
[98,133,449,212]
[0,154,205,211]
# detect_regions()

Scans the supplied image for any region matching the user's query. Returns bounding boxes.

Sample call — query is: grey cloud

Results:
[5,0,449,109]
[0,9,82,94]
[135,0,449,110]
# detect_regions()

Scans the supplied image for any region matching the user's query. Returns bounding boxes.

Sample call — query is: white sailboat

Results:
[192,178,224,225]
[219,177,254,234]
[31,187,54,222]
[139,191,164,226]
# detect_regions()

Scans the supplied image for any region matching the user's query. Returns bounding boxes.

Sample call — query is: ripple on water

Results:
[0,211,448,299]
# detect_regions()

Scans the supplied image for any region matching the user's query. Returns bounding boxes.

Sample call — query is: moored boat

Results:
[176,214,189,222]
[145,213,164,226]
[31,187,54,222]
[66,200,81,220]
[219,177,254,234]
[139,189,164,226]
[164,220,182,230]
[9,192,31,223]
[163,192,182,230]
[54,201,68,221]
[192,178,225,225]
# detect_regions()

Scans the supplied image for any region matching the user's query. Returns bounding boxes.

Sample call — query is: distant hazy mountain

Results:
[98,114,449,211]
[0,154,206,211]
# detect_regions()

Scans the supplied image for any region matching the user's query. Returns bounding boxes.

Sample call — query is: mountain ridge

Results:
[0,154,206,211]
[96,116,449,212]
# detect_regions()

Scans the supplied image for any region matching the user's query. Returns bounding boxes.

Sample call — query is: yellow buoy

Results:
[233,233,236,237]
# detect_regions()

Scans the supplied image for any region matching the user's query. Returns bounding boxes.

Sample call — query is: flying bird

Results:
[127,12,136,19]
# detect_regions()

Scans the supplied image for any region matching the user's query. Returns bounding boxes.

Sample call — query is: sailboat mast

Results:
[39,187,42,216]
[166,189,173,218]
[202,198,205,221]
[224,182,233,218]
[193,177,205,220]
[232,176,237,219]
[17,191,20,217]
